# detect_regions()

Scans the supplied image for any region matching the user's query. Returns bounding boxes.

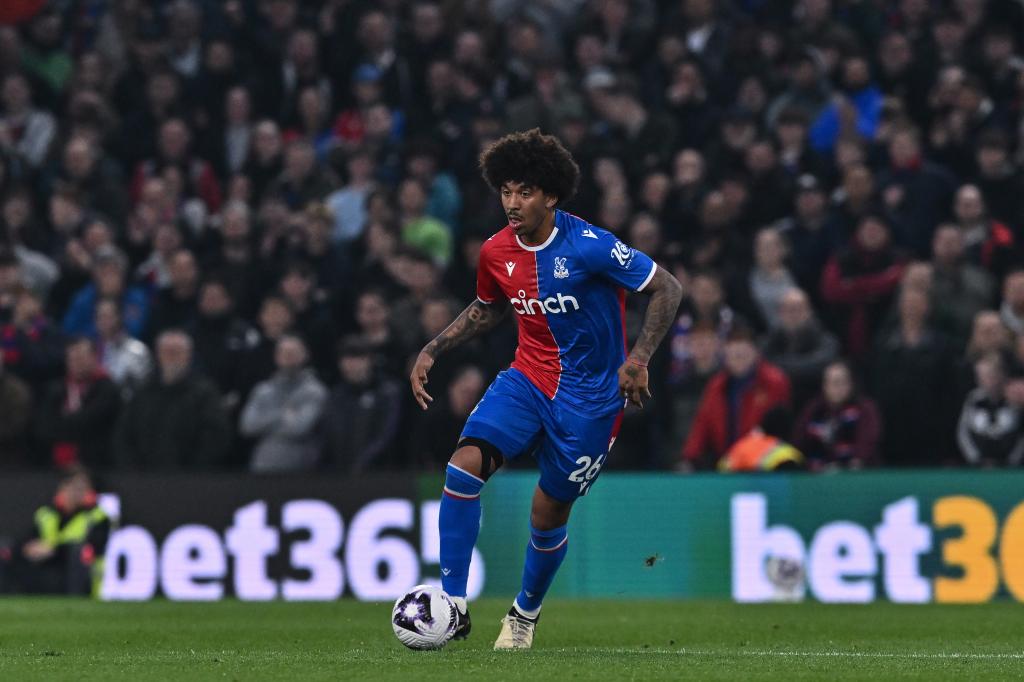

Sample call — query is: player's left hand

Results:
[617,359,652,409]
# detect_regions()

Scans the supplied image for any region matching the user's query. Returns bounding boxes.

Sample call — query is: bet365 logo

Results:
[732,493,1024,603]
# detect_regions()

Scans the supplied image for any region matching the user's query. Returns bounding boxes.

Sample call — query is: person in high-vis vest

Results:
[0,464,110,596]
[718,406,805,472]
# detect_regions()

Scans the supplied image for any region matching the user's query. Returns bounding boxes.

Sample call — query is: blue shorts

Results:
[460,368,622,502]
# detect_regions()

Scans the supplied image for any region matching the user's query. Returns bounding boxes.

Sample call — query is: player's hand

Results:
[617,359,652,409]
[410,351,435,410]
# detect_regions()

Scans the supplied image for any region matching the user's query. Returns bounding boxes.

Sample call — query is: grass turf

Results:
[1,598,1023,681]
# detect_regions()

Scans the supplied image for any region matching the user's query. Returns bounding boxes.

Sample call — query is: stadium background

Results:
[1,0,1024,607]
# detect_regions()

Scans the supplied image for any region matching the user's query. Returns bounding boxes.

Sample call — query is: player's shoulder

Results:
[479,226,515,259]
[556,210,626,259]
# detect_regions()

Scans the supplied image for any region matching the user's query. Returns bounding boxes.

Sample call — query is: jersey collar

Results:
[514,214,561,252]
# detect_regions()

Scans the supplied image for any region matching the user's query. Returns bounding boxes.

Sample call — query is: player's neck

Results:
[520,211,556,246]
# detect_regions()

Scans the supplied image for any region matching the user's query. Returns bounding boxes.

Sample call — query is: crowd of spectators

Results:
[0,0,1023,474]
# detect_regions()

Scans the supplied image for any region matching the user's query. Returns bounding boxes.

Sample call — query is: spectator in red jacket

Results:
[820,215,907,359]
[681,323,791,469]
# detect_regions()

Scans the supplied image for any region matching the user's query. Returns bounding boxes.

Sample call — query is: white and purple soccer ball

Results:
[391,585,458,650]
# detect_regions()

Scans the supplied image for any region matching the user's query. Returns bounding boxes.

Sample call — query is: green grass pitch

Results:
[2,598,1023,680]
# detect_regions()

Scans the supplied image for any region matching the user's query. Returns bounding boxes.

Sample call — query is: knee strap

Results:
[457,437,505,480]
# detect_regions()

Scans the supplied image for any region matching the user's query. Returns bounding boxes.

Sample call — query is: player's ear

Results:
[545,195,557,209]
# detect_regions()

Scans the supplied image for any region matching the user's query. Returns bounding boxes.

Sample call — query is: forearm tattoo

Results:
[424,300,507,359]
[630,268,683,365]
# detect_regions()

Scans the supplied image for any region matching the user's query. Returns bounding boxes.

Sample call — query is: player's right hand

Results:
[410,351,435,410]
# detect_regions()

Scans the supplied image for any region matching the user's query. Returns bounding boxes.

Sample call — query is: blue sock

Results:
[439,463,485,599]
[515,524,568,616]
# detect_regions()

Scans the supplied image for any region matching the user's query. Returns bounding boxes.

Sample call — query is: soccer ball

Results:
[391,585,458,650]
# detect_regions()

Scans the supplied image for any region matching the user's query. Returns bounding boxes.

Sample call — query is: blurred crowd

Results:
[0,0,1022,474]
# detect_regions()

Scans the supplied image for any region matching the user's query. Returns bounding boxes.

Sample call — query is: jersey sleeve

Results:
[580,228,658,292]
[476,242,501,304]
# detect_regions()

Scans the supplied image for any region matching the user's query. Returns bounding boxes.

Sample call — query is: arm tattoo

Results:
[629,267,683,365]
[423,299,508,359]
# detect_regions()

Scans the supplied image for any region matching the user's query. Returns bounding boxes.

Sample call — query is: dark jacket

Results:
[761,320,839,409]
[35,373,120,469]
[320,376,403,473]
[0,371,31,466]
[114,374,230,470]
[870,328,955,466]
[793,396,882,469]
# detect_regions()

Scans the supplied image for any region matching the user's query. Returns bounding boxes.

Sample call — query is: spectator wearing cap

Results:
[761,287,839,410]
[0,72,56,169]
[870,285,956,466]
[929,224,995,343]
[875,124,956,258]
[35,336,120,469]
[62,247,149,339]
[240,334,327,473]
[793,360,881,470]
[953,184,1018,284]
[333,63,387,147]
[821,215,906,359]
[114,330,230,470]
[320,336,403,473]
[777,174,838,305]
[957,351,1024,466]
[681,323,791,470]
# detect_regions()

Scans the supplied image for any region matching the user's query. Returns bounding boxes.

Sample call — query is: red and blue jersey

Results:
[476,210,657,416]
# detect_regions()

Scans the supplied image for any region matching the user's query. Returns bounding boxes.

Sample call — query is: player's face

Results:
[500,182,555,241]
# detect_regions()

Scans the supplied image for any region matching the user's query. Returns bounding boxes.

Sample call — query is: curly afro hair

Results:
[479,128,580,204]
